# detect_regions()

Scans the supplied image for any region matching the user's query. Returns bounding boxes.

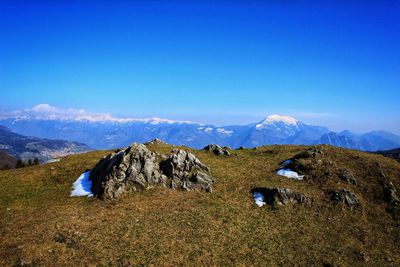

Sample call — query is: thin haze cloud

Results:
[1,104,398,135]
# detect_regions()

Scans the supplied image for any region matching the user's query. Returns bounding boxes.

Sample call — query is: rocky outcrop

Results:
[160,149,213,191]
[203,144,231,156]
[251,187,307,206]
[89,143,214,199]
[382,181,400,220]
[283,147,325,178]
[382,181,400,206]
[328,189,360,208]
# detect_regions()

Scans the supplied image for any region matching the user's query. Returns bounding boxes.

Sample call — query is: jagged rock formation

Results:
[89,143,214,199]
[251,187,307,206]
[203,144,231,156]
[328,189,360,208]
[383,181,400,220]
[160,149,213,191]
[383,181,400,206]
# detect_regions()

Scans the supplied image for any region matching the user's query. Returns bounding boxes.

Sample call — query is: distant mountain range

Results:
[0,125,91,161]
[1,113,399,152]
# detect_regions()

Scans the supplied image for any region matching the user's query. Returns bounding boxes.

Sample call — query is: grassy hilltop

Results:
[1,143,400,266]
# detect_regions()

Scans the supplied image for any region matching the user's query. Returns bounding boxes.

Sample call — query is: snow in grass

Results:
[45,158,60,164]
[282,159,292,166]
[71,171,93,197]
[253,191,266,207]
[276,169,304,180]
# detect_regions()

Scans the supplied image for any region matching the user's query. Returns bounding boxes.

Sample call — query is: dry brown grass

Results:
[0,144,399,266]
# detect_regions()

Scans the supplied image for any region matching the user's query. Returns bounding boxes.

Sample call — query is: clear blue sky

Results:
[1,1,399,133]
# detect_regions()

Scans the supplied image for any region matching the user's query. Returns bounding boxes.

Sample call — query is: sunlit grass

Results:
[0,144,399,266]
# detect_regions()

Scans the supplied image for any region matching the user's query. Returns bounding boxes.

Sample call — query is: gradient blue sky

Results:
[1,1,399,133]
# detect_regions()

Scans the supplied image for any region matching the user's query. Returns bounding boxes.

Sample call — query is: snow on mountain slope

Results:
[1,105,399,151]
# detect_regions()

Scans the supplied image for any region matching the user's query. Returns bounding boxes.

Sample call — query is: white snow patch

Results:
[253,192,266,207]
[282,160,292,166]
[71,171,93,197]
[204,127,213,133]
[276,169,304,180]
[45,158,60,164]
[217,128,233,135]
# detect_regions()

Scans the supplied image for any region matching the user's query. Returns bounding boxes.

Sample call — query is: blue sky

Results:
[0,1,399,133]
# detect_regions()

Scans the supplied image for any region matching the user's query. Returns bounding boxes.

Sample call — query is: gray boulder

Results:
[203,144,231,156]
[160,149,213,192]
[90,143,214,199]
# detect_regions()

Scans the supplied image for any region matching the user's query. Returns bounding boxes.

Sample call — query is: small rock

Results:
[293,147,323,159]
[203,144,231,156]
[328,189,360,208]
[53,232,76,248]
[382,181,400,206]
[338,169,357,185]
[144,138,165,145]
[54,232,66,243]
[359,252,370,262]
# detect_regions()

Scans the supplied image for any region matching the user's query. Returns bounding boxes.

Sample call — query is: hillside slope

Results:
[0,144,399,266]
[0,151,16,170]
[375,148,400,162]
[0,125,91,161]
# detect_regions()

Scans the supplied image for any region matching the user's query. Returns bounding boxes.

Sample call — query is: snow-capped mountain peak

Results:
[256,114,298,129]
